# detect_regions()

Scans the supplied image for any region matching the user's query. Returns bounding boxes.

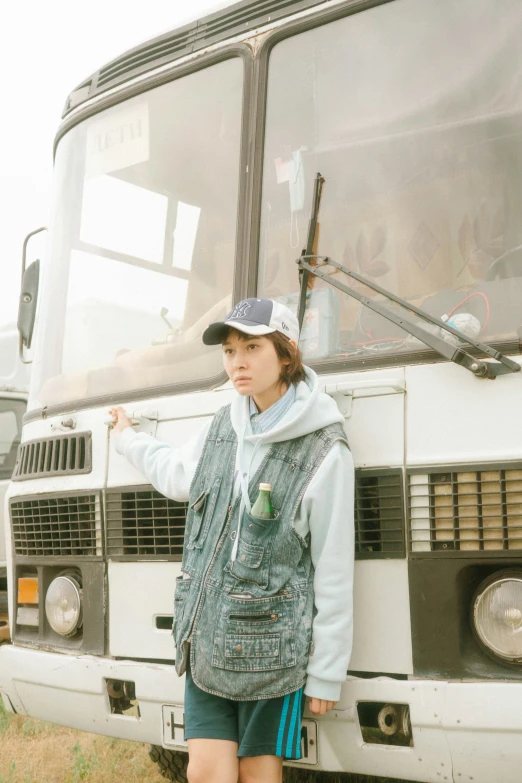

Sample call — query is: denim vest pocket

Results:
[172,577,191,644]
[187,475,222,550]
[212,593,296,671]
[229,539,267,588]
[245,508,280,532]
[225,633,280,665]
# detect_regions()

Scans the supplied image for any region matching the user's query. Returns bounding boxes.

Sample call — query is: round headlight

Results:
[473,572,522,663]
[45,575,83,637]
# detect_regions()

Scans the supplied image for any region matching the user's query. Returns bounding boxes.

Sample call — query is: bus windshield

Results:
[31,57,243,409]
[258,0,522,363]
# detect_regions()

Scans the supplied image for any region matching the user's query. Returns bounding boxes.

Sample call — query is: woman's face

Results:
[222,332,285,399]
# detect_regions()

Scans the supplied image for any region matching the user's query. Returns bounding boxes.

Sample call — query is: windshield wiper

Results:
[296,174,520,379]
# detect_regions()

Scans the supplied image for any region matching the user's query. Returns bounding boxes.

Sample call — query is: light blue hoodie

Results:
[116,367,354,701]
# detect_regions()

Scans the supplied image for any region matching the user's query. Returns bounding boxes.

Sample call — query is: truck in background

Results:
[0,330,29,641]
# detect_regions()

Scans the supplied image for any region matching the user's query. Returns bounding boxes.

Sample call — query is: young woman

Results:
[109,297,354,783]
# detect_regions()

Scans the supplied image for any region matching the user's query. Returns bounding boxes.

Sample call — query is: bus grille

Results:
[97,27,198,87]
[10,494,102,557]
[13,434,92,481]
[106,488,187,558]
[91,1,327,94]
[355,470,405,558]
[409,467,522,552]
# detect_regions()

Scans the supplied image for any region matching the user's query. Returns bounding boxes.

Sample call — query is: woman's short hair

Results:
[265,331,306,387]
[223,328,306,387]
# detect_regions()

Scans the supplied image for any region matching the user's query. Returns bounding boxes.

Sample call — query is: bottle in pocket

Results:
[251,483,275,519]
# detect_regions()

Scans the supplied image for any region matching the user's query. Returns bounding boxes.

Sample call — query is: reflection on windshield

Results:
[259,0,522,363]
[81,176,168,264]
[31,58,242,407]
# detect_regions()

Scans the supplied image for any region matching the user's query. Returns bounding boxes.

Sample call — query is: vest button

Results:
[235,645,242,653]
[271,614,278,621]
[241,555,246,562]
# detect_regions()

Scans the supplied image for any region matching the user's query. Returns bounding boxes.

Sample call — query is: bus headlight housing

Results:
[473,571,522,663]
[45,575,83,637]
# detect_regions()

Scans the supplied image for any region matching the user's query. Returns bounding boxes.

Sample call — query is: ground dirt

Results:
[0,696,418,783]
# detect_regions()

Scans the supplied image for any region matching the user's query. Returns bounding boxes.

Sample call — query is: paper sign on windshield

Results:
[85,102,149,178]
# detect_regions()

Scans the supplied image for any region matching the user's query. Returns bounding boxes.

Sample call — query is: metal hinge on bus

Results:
[324,377,405,419]
[132,409,159,437]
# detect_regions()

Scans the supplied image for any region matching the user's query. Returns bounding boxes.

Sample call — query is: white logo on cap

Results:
[230,301,251,320]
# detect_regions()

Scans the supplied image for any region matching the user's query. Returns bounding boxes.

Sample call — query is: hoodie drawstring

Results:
[231,421,262,562]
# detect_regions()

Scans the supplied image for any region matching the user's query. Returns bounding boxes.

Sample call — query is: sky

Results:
[0,0,229,338]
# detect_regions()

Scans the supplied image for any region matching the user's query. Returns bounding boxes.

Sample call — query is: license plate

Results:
[299,719,318,765]
[162,705,187,748]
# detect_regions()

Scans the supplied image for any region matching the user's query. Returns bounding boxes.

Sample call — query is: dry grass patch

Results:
[0,697,163,783]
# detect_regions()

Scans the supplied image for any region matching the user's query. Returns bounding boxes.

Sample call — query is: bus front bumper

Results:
[2,645,522,782]
[0,644,184,745]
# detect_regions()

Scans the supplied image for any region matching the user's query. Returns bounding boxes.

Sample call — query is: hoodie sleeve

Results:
[299,441,355,702]
[114,420,212,502]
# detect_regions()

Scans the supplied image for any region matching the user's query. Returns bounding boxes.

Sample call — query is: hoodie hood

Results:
[230,366,344,444]
[229,366,345,560]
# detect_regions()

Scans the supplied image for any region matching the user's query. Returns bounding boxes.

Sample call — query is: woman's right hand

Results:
[108,406,133,435]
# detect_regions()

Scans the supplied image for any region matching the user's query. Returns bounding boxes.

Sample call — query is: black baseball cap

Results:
[202,298,300,345]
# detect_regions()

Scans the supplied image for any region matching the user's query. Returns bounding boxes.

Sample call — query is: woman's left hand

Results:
[308,698,336,716]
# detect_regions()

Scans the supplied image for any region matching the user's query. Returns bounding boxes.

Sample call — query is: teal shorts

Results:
[184,660,306,759]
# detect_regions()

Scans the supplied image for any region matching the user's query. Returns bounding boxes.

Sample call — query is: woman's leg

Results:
[238,754,284,783]
[187,738,239,783]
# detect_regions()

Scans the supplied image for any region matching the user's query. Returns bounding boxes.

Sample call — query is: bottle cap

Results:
[259,483,272,492]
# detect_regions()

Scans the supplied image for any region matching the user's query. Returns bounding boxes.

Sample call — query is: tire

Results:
[148,746,188,782]
[0,592,8,615]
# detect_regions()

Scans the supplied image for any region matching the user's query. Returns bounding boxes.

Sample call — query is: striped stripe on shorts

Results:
[184,662,306,759]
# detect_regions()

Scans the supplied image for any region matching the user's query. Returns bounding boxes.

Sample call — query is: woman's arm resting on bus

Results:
[109,406,211,503]
[299,441,355,710]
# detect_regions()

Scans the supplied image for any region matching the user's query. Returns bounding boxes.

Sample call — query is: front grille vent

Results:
[67,0,326,110]
[355,470,405,558]
[10,494,102,557]
[409,467,522,552]
[106,488,187,558]
[199,0,320,44]
[97,26,199,88]
[13,434,92,481]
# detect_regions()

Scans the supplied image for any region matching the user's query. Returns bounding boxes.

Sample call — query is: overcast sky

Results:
[0,0,228,335]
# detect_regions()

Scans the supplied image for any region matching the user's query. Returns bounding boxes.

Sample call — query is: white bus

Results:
[2,0,522,780]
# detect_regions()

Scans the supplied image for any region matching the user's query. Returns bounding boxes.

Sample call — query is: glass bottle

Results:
[251,483,275,519]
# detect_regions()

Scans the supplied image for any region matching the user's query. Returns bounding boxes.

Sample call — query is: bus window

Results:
[259,0,522,363]
[32,57,243,407]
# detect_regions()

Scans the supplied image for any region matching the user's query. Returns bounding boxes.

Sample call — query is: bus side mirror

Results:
[18,258,40,350]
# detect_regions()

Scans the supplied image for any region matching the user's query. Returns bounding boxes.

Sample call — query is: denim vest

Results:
[173,404,348,701]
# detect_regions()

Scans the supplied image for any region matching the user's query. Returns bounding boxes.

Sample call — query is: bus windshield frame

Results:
[255,0,522,374]
[28,48,251,415]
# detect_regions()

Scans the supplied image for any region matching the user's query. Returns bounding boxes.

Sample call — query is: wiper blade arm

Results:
[296,255,520,379]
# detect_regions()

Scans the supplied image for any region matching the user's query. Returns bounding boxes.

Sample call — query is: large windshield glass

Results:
[31,57,243,408]
[259,0,522,363]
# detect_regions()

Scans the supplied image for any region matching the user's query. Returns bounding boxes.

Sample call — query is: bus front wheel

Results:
[149,746,188,782]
